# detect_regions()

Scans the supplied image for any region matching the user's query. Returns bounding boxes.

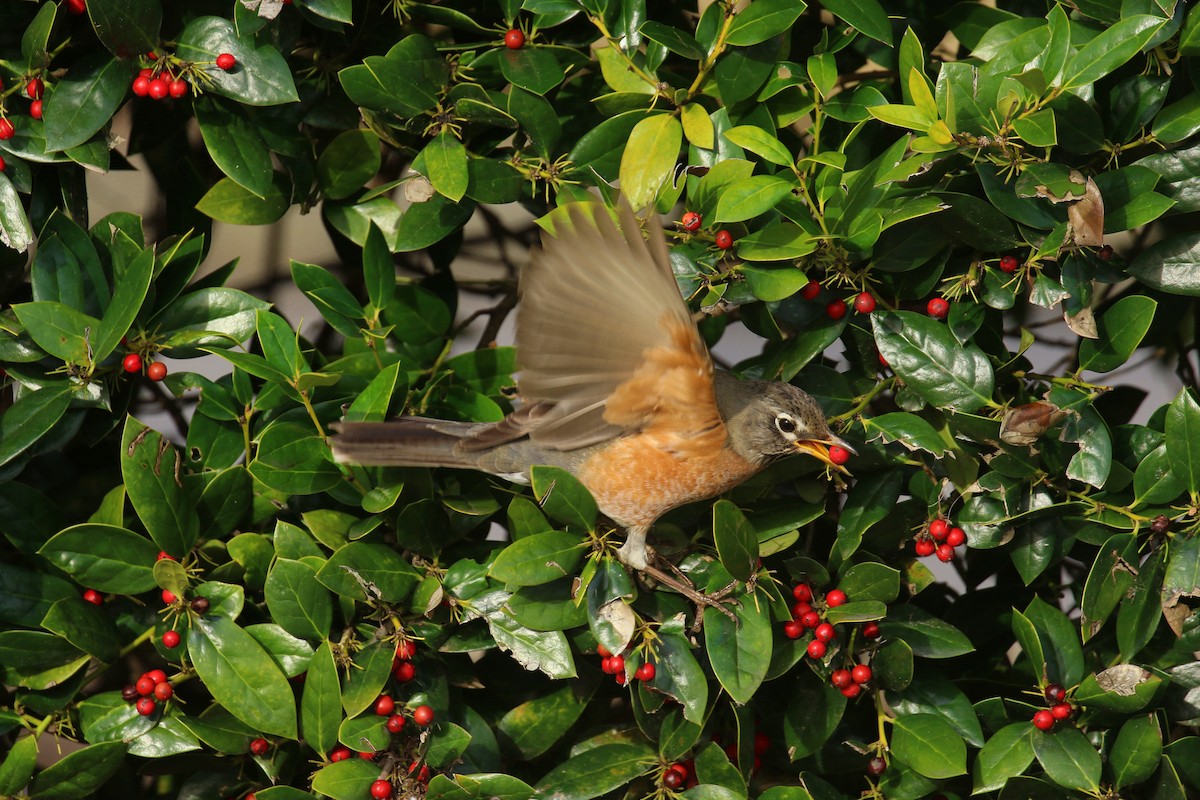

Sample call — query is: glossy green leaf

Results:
[176,16,299,106]
[1110,714,1162,789]
[863,412,948,455]
[1128,232,1200,295]
[0,735,38,796]
[121,417,199,557]
[618,114,681,212]
[422,131,470,203]
[783,679,845,759]
[1078,295,1157,373]
[42,53,130,152]
[29,740,127,800]
[87,0,161,58]
[892,713,967,779]
[714,175,794,223]
[195,97,274,199]
[489,532,586,587]
[1032,726,1101,793]
[880,605,974,658]
[822,0,892,44]
[704,579,771,704]
[501,46,564,95]
[38,524,157,594]
[736,223,818,262]
[974,723,1035,793]
[0,385,72,468]
[188,613,298,738]
[196,174,290,225]
[316,542,420,603]
[10,302,99,364]
[873,310,995,412]
[727,0,806,46]
[531,742,655,799]
[1165,389,1200,493]
[498,680,597,760]
[723,125,793,167]
[1061,15,1164,90]
[1080,533,1139,641]
[712,500,758,582]
[310,758,379,800]
[530,466,597,531]
[835,469,902,560]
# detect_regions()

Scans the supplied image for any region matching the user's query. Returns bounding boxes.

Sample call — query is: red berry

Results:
[138,68,154,78]
[136,697,156,716]
[147,78,168,100]
[153,682,173,701]
[386,714,405,733]
[1032,709,1054,731]
[840,683,861,698]
[393,660,416,682]
[504,28,525,49]
[29,100,42,120]
[395,640,416,660]
[123,353,143,373]
[596,644,612,659]
[161,589,176,604]
[999,255,1019,273]
[146,51,158,61]
[122,684,139,701]
[715,230,733,250]
[929,519,949,540]
[635,662,656,681]
[608,655,625,675]
[216,53,237,71]
[82,589,103,605]
[927,297,949,318]
[1097,244,1113,260]
[136,675,155,696]
[329,746,351,762]
[168,79,188,98]
[1044,683,1066,703]
[614,670,627,685]
[783,620,804,639]
[370,779,392,799]
[0,119,13,140]
[792,583,812,602]
[814,622,835,642]
[806,640,826,659]
[157,551,175,561]
[791,601,812,619]
[800,611,821,629]
[936,543,955,562]
[249,737,269,755]
[681,211,702,231]
[801,280,820,300]
[0,155,5,172]
[669,762,690,779]
[828,445,851,466]
[358,751,375,760]
[867,756,887,776]
[853,292,876,313]
[826,589,847,607]
[412,705,434,726]
[1051,703,1073,721]
[826,298,847,320]
[830,669,852,688]
[862,622,880,640]
[663,769,684,789]
[914,537,936,557]
[146,669,167,684]
[26,79,44,100]
[66,0,86,13]
[946,527,966,547]
[374,695,395,716]
[851,664,872,684]
[162,629,181,648]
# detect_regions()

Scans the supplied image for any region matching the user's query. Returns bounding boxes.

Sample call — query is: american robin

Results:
[332,202,851,605]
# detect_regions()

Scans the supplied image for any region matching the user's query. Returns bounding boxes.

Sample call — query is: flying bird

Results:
[332,202,851,607]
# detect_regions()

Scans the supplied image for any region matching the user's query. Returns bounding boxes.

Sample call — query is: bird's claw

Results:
[639,561,742,629]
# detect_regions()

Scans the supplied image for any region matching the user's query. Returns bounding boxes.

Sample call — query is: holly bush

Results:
[3,1,1200,799]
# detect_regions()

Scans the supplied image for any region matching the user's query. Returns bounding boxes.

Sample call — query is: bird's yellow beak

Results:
[794,435,855,474]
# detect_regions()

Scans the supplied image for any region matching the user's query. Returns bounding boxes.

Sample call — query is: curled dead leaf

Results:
[1000,402,1068,446]
[1067,177,1104,247]
[1094,664,1151,696]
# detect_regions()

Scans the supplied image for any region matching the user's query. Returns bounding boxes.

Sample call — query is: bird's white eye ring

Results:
[775,414,797,434]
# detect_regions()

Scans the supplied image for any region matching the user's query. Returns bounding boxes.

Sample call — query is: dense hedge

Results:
[2,2,1200,800]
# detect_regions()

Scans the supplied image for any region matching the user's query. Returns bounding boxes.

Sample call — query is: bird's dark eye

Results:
[775,415,796,434]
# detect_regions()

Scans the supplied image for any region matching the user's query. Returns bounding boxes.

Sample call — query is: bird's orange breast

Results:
[576,434,762,529]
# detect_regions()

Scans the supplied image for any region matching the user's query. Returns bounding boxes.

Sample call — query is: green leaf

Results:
[38,524,158,594]
[196,174,290,225]
[316,542,420,603]
[618,114,681,211]
[1128,232,1200,295]
[11,301,99,364]
[423,132,470,202]
[880,605,974,658]
[530,466,597,530]
[783,679,845,759]
[265,559,333,641]
[250,422,342,495]
[501,46,565,95]
[0,736,38,796]
[863,412,949,455]
[1024,596,1084,687]
[655,630,709,725]
[42,53,130,152]
[1080,533,1138,641]
[29,740,127,800]
[714,175,794,223]
[704,579,771,704]
[1117,545,1166,661]
[155,287,270,353]
[0,385,72,468]
[891,714,967,779]
[1061,15,1165,89]
[0,174,34,252]
[1153,92,1200,143]
[873,311,996,412]
[1032,726,1102,793]
[835,470,903,560]
[1166,389,1200,493]
[340,638,395,718]
[531,742,656,799]
[736,223,817,262]
[838,562,900,603]
[723,125,793,167]
[338,35,445,117]
[310,758,379,800]
[176,16,300,106]
[498,681,597,761]
[1011,108,1057,147]
[1110,714,1162,789]
[822,0,892,44]
[489,532,586,587]
[974,723,1035,793]
[317,128,382,201]
[121,417,199,557]
[87,0,161,58]
[712,500,758,582]
[726,0,806,46]
[1078,295,1157,373]
[195,97,274,199]
[188,614,298,738]
[94,247,153,362]
[638,21,705,60]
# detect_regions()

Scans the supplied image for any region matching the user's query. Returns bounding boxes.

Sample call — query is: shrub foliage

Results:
[2,1,1200,799]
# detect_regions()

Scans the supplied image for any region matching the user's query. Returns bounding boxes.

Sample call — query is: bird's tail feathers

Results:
[330,418,483,469]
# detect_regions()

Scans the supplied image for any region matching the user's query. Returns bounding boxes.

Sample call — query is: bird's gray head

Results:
[715,376,853,469]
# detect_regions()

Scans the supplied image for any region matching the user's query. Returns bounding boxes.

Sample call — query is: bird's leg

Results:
[616,525,740,624]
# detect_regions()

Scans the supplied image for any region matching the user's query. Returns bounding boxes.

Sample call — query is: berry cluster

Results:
[914,517,966,562]
[392,639,417,682]
[596,644,655,685]
[782,585,862,662]
[801,282,878,321]
[122,668,173,716]
[132,66,189,101]
[122,352,169,381]
[661,759,695,790]
[1032,683,1075,731]
[829,662,873,698]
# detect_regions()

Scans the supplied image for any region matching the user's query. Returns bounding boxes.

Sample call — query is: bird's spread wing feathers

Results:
[502,201,726,455]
